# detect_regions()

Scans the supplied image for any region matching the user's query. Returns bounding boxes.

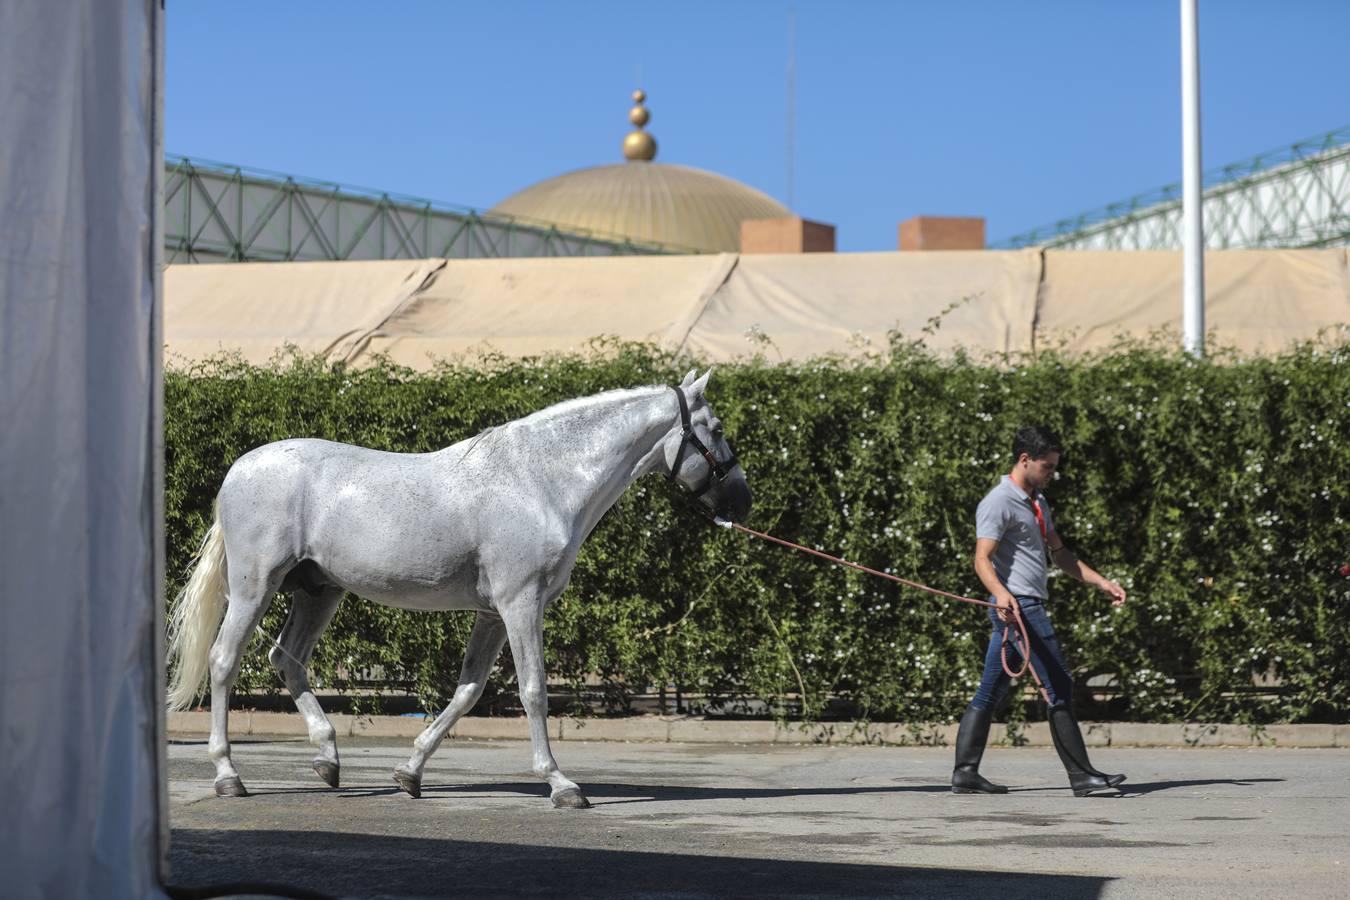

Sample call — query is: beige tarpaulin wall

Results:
[362,253,738,365]
[674,250,1042,360]
[165,259,446,366]
[1036,250,1350,354]
[165,249,1350,368]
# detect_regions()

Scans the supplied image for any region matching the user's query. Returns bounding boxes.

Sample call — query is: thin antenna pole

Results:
[787,7,796,210]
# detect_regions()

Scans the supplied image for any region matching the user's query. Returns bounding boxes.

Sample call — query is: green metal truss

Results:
[997,126,1350,250]
[164,155,699,263]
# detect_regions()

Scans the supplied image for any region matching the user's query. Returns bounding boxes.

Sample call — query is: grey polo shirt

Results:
[975,475,1057,601]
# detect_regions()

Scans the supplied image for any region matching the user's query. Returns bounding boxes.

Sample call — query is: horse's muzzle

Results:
[713,478,753,524]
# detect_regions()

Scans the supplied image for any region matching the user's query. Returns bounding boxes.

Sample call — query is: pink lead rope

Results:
[718,519,1049,699]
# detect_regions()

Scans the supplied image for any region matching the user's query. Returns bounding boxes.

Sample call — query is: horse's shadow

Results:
[239,776,1286,803]
[170,738,305,746]
[333,781,952,804]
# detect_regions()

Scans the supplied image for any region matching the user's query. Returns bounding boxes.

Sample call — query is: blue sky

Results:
[167,1,1349,251]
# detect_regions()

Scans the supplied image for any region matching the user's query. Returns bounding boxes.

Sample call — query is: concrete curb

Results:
[167,712,1350,748]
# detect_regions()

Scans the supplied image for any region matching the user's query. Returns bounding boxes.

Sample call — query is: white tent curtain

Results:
[0,2,167,897]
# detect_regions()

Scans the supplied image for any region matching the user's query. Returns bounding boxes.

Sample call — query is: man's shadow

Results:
[964,777,1284,798]
[1112,777,1284,797]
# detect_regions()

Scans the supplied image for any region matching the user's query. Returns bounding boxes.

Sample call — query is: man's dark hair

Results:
[1012,425,1063,462]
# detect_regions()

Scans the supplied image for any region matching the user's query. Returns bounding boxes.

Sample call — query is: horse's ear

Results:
[690,368,712,398]
[680,369,697,388]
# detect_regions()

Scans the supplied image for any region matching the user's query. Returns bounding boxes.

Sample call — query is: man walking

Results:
[952,425,1128,797]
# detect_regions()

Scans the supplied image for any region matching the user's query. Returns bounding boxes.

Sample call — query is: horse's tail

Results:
[166,502,229,712]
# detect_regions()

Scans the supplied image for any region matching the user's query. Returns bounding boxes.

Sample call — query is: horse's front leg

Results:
[500,600,589,809]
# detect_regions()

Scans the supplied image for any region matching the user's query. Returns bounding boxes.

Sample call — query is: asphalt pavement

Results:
[167,735,1348,899]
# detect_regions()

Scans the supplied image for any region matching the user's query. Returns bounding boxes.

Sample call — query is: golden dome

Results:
[489,90,790,253]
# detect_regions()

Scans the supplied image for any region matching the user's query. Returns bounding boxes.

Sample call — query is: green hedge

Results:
[166,335,1350,724]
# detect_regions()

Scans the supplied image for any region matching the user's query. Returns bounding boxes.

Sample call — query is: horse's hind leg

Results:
[208,567,282,797]
[394,611,507,798]
[270,585,344,788]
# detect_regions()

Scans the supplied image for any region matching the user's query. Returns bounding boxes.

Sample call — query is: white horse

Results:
[166,369,750,809]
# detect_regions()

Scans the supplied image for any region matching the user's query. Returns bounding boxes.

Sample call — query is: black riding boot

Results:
[1048,703,1126,796]
[951,707,1008,794]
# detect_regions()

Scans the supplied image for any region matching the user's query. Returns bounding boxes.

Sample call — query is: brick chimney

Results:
[898,216,985,250]
[740,217,836,254]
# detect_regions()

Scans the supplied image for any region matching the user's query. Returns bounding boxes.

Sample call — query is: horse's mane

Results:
[444,386,668,465]
[513,385,668,427]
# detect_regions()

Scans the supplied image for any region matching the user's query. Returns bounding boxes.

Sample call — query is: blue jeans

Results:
[968,595,1074,711]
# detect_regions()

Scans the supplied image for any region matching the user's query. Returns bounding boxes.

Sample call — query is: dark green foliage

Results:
[165,333,1350,724]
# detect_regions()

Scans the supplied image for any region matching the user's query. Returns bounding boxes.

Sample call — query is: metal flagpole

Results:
[1181,0,1205,356]
[787,7,796,211]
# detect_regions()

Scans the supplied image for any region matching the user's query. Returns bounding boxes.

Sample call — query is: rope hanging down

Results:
[712,517,1046,694]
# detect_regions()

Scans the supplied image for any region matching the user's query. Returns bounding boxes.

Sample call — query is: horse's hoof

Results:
[214,776,248,797]
[313,760,340,789]
[393,769,421,799]
[551,788,591,809]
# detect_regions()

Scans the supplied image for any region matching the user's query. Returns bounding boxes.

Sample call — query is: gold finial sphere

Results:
[623,131,657,161]
[623,88,656,161]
